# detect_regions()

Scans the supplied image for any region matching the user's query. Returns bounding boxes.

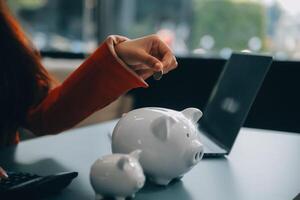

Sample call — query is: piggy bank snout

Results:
[133,171,145,190]
[135,178,145,190]
[187,140,204,166]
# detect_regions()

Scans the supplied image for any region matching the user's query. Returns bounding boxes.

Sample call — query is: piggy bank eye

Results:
[186,133,190,138]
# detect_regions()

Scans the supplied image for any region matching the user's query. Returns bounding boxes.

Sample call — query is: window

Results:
[8,0,98,53]
[8,0,300,60]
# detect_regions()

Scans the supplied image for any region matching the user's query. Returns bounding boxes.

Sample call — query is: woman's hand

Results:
[0,166,8,180]
[115,35,178,80]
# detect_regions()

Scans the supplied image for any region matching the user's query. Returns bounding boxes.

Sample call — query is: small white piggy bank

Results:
[112,107,204,186]
[90,150,145,200]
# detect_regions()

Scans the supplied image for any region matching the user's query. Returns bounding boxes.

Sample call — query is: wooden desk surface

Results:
[1,120,299,200]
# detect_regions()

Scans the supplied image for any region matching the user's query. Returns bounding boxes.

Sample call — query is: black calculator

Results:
[0,171,78,199]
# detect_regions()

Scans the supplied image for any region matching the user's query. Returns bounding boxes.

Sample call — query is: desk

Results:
[1,120,300,200]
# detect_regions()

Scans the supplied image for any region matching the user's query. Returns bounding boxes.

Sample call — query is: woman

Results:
[0,1,177,179]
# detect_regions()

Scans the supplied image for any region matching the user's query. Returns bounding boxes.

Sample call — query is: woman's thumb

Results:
[137,51,163,71]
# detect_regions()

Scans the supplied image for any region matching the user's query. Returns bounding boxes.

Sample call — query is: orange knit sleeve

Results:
[25,37,148,135]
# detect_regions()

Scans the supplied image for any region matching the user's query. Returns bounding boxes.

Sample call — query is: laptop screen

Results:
[199,53,272,152]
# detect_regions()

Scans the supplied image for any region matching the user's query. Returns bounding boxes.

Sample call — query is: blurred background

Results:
[7,0,300,59]
[7,0,300,134]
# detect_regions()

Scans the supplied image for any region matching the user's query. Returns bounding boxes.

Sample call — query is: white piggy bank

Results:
[112,107,204,186]
[90,150,145,200]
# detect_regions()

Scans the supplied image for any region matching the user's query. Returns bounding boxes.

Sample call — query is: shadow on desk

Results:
[136,180,192,200]
[1,146,66,174]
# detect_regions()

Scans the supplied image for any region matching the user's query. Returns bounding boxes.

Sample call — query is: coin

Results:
[153,70,163,80]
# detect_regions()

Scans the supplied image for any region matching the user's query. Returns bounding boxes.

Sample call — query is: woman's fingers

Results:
[130,63,155,71]
[135,51,163,71]
[0,167,8,180]
[161,53,177,73]
[130,51,177,80]
[154,37,178,73]
[135,69,155,80]
[135,40,177,74]
[164,56,178,73]
[114,34,178,80]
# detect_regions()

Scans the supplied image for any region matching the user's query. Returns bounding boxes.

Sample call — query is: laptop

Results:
[198,53,273,158]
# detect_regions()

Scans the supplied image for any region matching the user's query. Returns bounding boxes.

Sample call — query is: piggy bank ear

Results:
[117,156,129,170]
[151,116,175,141]
[130,149,142,160]
[182,108,203,123]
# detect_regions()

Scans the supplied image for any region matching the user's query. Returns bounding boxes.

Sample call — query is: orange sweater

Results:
[14,36,148,143]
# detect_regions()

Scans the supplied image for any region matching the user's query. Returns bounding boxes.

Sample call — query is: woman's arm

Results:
[25,36,147,135]
[24,35,177,135]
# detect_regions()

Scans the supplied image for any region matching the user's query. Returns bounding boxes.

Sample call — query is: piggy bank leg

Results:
[150,177,171,186]
[115,197,126,200]
[95,194,103,200]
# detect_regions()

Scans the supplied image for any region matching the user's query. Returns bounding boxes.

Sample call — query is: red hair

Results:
[0,1,52,145]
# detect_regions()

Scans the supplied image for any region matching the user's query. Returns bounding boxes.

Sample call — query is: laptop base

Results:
[198,129,227,158]
[202,152,227,158]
